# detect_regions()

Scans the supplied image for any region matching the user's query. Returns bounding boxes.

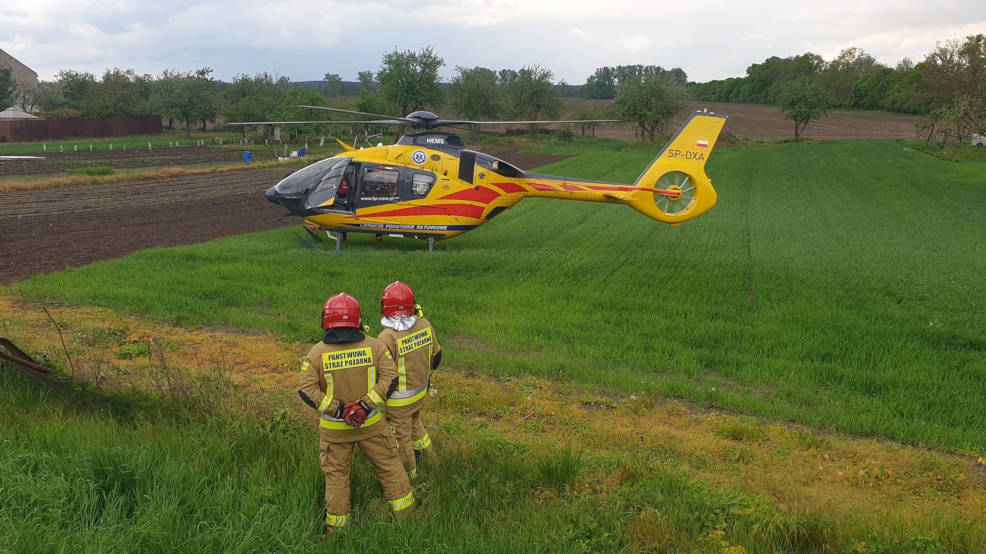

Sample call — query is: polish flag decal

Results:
[696,139,709,148]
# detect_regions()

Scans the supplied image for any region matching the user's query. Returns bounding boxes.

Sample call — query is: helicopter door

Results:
[356,166,402,209]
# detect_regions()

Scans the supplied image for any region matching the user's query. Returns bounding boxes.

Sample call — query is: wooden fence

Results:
[0,115,163,142]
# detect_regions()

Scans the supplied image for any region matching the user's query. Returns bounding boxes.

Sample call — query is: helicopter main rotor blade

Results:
[467,119,623,125]
[227,119,409,126]
[295,105,410,121]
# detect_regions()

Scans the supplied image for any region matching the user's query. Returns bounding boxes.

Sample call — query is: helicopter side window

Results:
[411,173,435,198]
[360,168,400,202]
[491,160,524,178]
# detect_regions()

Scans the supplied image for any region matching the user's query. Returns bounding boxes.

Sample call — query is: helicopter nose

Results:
[266,185,305,215]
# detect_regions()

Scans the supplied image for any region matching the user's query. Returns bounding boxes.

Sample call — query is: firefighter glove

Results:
[342,400,371,427]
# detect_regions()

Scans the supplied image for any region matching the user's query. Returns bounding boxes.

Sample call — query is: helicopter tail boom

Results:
[625,111,727,224]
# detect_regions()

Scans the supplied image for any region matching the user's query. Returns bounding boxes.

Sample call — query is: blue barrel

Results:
[298,148,306,157]
[243,151,252,163]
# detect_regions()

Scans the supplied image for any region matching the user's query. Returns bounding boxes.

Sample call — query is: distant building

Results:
[0,107,39,120]
[0,48,39,90]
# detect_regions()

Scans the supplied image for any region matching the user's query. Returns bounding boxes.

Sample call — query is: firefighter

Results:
[297,292,413,534]
[377,281,442,480]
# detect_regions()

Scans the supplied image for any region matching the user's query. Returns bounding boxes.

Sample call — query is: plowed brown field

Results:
[561,100,923,140]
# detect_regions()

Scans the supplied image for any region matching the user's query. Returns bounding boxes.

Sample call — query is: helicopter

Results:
[232,106,727,250]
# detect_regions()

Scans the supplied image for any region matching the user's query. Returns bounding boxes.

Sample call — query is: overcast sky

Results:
[3,0,985,84]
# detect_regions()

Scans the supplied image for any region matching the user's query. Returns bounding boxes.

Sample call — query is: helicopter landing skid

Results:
[300,226,436,253]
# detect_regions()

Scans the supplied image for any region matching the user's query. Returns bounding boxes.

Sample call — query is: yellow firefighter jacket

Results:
[298,335,398,442]
[378,317,441,409]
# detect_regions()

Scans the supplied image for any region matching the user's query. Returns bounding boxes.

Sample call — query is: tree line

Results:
[689,35,986,142]
[5,35,982,145]
[2,46,690,143]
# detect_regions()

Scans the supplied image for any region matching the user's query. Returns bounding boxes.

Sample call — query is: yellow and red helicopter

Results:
[238,107,726,250]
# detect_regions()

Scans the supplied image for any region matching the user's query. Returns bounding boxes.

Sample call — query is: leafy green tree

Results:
[573,106,602,137]
[448,66,500,140]
[504,65,561,119]
[916,34,986,144]
[583,67,616,99]
[56,70,97,104]
[613,73,690,141]
[158,68,220,137]
[692,53,822,105]
[497,69,518,89]
[884,65,935,114]
[777,77,830,138]
[818,47,878,106]
[376,46,444,115]
[271,89,334,141]
[52,70,101,115]
[323,73,343,97]
[0,68,15,109]
[89,68,153,117]
[847,65,896,110]
[503,65,561,141]
[223,73,291,123]
[151,70,181,129]
[357,70,374,91]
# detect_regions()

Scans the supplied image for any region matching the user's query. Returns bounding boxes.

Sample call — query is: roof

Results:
[0,107,40,120]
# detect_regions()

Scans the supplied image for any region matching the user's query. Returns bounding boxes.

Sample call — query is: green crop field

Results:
[11,139,986,453]
[5,137,986,552]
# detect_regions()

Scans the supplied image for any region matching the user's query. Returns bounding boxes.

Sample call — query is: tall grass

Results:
[6,366,917,553]
[9,140,986,452]
[9,364,982,552]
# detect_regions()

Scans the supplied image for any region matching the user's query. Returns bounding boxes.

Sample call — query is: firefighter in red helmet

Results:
[298,293,413,533]
[377,281,442,480]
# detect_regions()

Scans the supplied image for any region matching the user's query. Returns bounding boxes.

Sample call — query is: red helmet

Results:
[381,281,415,316]
[322,293,361,329]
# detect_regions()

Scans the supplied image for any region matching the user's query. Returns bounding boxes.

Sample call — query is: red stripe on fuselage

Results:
[489,182,526,194]
[439,186,501,204]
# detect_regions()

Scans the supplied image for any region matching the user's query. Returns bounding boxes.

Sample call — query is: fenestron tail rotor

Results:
[654,171,696,215]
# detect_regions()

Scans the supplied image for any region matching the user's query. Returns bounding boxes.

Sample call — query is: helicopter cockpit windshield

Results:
[304,157,353,211]
[266,156,352,215]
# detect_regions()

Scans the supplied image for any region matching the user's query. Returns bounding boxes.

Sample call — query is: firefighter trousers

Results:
[387,402,435,478]
[319,425,413,528]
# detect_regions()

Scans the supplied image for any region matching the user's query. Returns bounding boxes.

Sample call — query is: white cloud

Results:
[3,0,986,83]
[618,35,650,52]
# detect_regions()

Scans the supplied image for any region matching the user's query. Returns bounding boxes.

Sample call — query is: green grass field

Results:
[9,139,986,456]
